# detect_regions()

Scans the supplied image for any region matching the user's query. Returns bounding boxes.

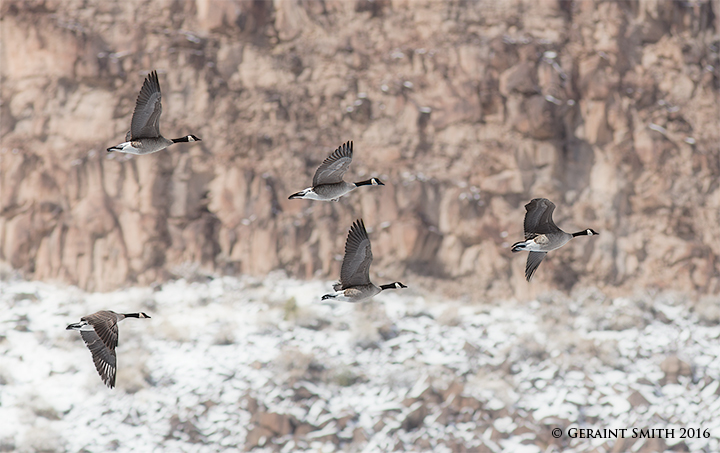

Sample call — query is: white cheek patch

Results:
[187,136,196,142]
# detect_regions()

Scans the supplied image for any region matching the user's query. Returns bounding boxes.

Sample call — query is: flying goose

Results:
[107,70,201,155]
[288,141,384,201]
[511,198,598,281]
[67,310,151,388]
[322,219,407,302]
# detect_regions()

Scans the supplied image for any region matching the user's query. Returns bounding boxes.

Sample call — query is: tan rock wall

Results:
[1,0,718,297]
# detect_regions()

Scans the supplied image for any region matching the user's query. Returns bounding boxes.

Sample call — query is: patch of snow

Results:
[1,278,719,451]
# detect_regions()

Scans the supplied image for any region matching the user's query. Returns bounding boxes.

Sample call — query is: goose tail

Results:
[511,241,527,253]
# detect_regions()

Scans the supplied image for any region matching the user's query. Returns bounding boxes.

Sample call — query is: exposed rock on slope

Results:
[1,0,718,297]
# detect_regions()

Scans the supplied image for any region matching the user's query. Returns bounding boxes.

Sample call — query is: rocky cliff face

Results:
[1,0,719,297]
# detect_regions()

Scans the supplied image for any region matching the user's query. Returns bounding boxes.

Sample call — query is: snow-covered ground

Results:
[1,273,719,452]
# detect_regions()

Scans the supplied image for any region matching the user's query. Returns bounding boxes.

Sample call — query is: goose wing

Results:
[525,252,547,281]
[129,70,163,139]
[339,219,373,288]
[524,198,561,239]
[80,329,117,388]
[313,141,353,186]
[81,311,120,388]
[84,311,120,350]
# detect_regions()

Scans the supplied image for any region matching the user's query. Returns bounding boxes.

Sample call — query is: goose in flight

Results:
[511,198,598,281]
[67,310,151,388]
[107,70,201,155]
[288,141,384,201]
[322,219,406,302]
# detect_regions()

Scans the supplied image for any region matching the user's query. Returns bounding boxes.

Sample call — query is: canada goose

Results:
[322,219,407,302]
[511,198,598,281]
[66,310,151,388]
[107,70,201,155]
[288,141,384,201]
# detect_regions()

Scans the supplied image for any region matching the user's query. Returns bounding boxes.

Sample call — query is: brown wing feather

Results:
[80,329,117,388]
[129,70,163,139]
[83,311,120,350]
[339,219,373,288]
[525,251,547,281]
[524,198,561,238]
[313,141,353,186]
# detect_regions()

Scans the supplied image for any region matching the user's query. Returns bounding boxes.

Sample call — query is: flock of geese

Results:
[67,70,599,388]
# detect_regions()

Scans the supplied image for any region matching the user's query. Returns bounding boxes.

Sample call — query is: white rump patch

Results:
[111,142,143,155]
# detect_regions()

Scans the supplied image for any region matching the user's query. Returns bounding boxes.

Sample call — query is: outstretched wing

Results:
[525,252,547,281]
[313,141,353,186]
[129,70,163,139]
[85,311,120,351]
[80,329,117,388]
[524,198,561,239]
[339,219,373,288]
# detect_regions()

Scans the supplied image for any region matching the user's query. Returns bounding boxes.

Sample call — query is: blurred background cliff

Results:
[1,0,719,298]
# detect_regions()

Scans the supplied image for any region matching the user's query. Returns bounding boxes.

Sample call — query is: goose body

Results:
[288,141,384,201]
[511,198,598,281]
[67,310,151,388]
[107,70,201,155]
[322,219,406,303]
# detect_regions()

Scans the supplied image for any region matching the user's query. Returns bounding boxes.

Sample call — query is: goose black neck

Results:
[572,230,589,237]
[354,179,375,187]
[171,135,200,143]
[380,283,404,290]
[123,313,142,318]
